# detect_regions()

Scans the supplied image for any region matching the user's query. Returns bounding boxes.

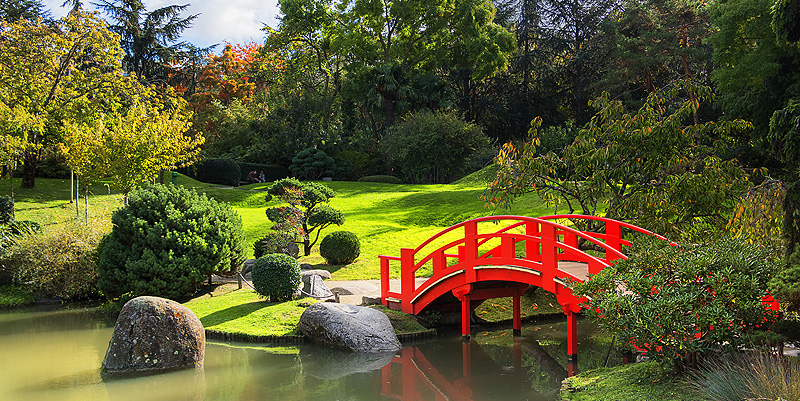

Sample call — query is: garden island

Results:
[1,0,800,400]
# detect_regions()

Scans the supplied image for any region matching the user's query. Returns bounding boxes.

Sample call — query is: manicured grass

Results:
[241,180,551,280]
[2,173,549,281]
[562,362,702,401]
[184,287,315,337]
[0,285,35,308]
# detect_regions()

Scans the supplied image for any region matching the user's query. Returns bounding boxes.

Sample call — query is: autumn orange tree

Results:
[190,42,285,111]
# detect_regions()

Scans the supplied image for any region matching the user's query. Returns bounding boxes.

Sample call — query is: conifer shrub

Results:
[319,231,360,265]
[96,184,246,301]
[251,253,300,302]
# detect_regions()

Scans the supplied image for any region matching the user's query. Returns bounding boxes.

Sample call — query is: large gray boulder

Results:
[102,296,205,378]
[297,303,401,353]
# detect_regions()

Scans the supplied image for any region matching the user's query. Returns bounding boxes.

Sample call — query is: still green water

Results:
[0,306,619,401]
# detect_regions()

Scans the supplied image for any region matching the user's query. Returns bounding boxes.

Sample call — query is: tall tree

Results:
[324,0,513,133]
[0,0,49,22]
[0,11,129,188]
[94,0,198,84]
[598,0,714,120]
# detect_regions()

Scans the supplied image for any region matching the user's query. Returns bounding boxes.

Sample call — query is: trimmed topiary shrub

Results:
[357,175,403,184]
[96,184,247,301]
[319,231,360,265]
[183,158,241,186]
[251,253,301,302]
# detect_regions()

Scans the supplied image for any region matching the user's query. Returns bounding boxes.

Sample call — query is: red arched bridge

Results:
[379,214,667,372]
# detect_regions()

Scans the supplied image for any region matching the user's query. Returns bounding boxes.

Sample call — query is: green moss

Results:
[184,289,316,337]
[0,285,34,308]
[562,362,702,401]
[369,305,429,334]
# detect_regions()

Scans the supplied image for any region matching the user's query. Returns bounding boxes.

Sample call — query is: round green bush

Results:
[96,184,247,301]
[251,253,301,302]
[319,231,360,265]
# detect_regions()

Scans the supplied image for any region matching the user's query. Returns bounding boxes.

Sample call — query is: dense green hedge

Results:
[181,158,241,186]
[96,184,247,301]
[238,162,290,183]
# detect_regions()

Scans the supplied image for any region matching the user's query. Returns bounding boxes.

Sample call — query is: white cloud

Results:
[41,0,281,48]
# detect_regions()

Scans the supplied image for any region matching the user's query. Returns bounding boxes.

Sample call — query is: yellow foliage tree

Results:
[0,11,129,189]
[62,94,203,203]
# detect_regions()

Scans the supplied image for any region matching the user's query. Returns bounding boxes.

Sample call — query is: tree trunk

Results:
[21,150,36,189]
[303,238,311,256]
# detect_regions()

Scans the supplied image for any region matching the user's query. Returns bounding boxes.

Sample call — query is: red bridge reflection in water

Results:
[381,338,571,401]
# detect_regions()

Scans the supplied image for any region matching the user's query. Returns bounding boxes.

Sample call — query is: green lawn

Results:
[184,287,313,336]
[2,173,550,280]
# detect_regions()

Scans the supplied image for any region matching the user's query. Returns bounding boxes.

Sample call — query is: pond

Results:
[0,305,622,401]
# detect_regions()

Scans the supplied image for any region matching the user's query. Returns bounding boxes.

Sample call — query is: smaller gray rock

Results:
[301,274,334,299]
[361,296,381,306]
[241,259,257,277]
[285,242,300,258]
[328,287,353,295]
[301,269,332,280]
[297,303,401,353]
[102,296,205,378]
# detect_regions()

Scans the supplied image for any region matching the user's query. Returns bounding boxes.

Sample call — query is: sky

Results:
[42,0,282,49]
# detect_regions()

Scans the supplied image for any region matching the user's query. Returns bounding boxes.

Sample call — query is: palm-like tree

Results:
[93,0,198,84]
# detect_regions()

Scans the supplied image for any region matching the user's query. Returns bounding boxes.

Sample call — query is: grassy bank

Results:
[3,174,549,280]
[562,362,701,401]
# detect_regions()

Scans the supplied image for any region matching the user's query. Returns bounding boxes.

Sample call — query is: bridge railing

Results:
[381,215,663,313]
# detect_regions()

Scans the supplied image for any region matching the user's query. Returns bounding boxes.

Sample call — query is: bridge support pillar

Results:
[566,309,578,377]
[461,295,471,342]
[513,293,522,336]
[453,284,473,342]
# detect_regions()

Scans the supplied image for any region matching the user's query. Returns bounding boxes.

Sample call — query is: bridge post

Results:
[605,221,622,257]
[401,248,415,314]
[540,224,557,293]
[464,221,478,282]
[566,309,578,377]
